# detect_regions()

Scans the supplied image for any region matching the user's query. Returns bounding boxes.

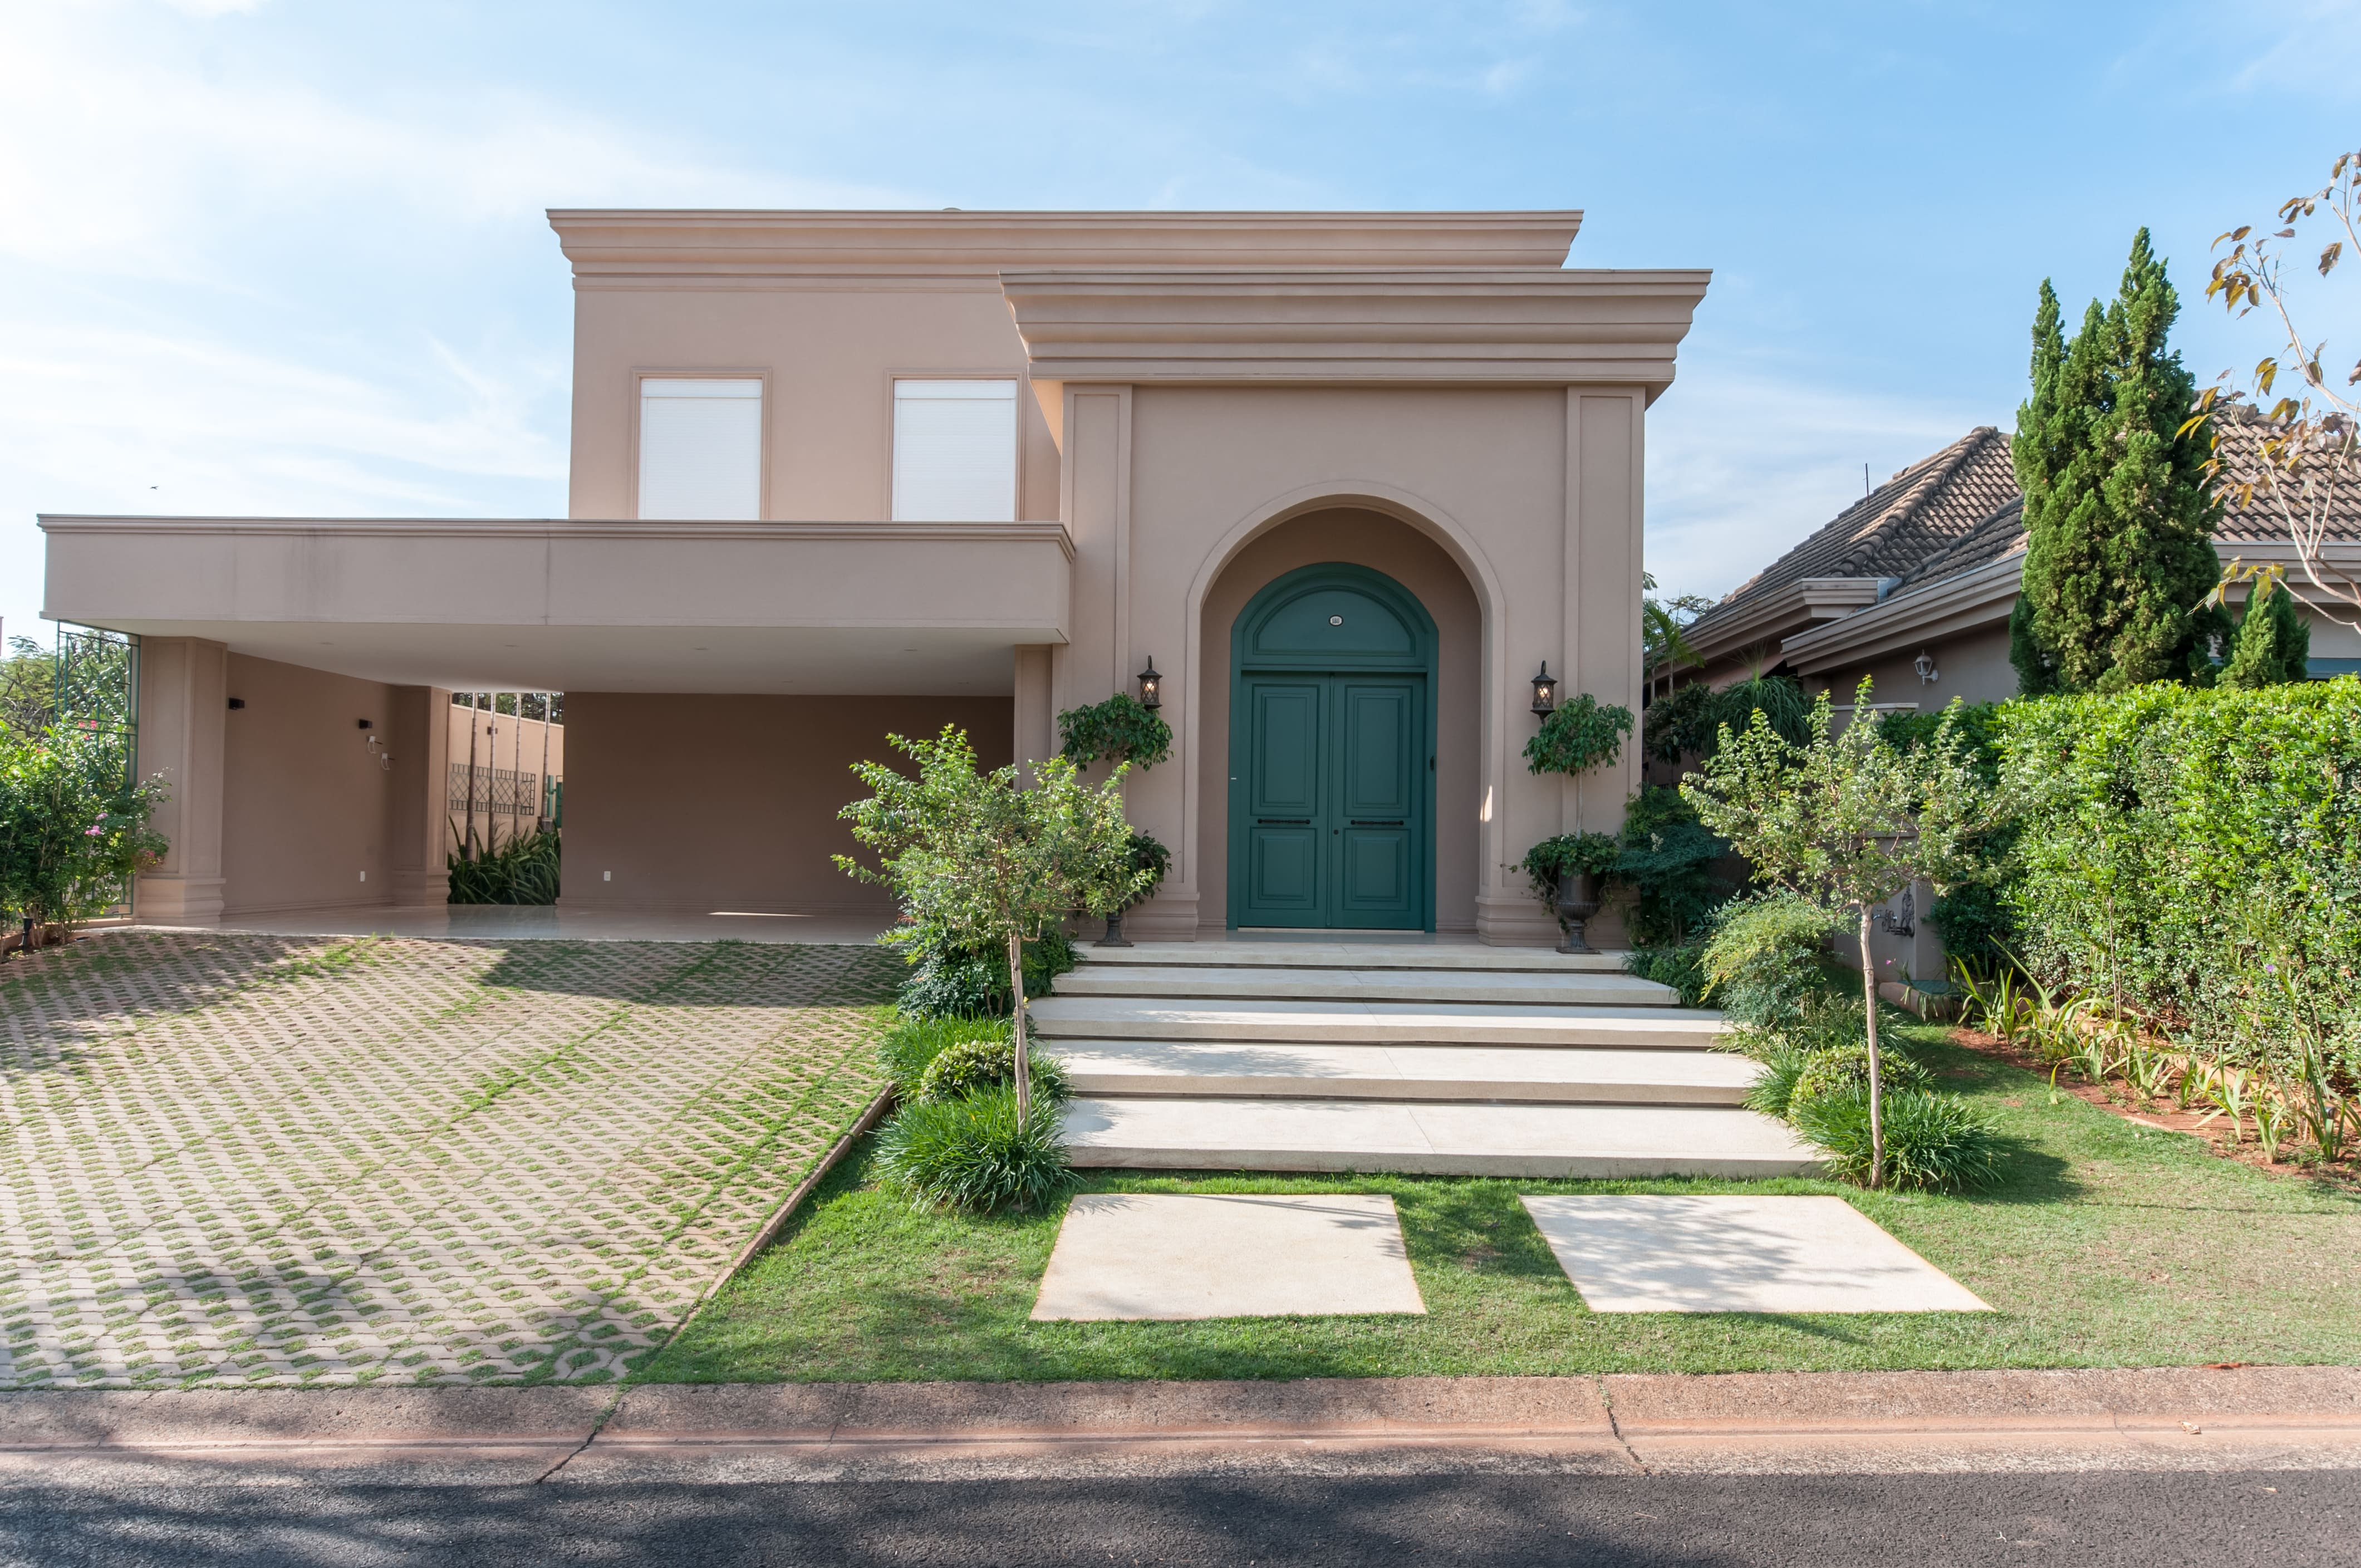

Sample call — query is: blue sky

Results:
[4,0,2358,646]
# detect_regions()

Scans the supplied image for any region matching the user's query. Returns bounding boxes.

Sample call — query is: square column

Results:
[132,637,227,924]
[385,686,453,907]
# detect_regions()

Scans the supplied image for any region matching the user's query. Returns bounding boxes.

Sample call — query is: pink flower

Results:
[84,826,101,837]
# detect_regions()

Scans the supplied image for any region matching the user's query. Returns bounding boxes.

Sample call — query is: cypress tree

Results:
[2218,578,2311,689]
[2010,232,2223,694]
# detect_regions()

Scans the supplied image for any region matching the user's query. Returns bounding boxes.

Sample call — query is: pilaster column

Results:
[132,637,228,924]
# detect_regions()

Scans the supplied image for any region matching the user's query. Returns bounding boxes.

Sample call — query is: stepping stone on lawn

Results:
[1521,1195,1990,1314]
[1032,1193,1427,1321]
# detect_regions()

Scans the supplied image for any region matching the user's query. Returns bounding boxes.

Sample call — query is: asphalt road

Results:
[2,1470,2353,1567]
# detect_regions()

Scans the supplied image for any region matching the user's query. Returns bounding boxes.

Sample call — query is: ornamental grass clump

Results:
[1790,1088,2005,1193]
[873,1084,1072,1213]
[877,1012,1009,1087]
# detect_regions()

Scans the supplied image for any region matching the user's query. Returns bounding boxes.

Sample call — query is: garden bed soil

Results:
[1944,1026,2359,1192]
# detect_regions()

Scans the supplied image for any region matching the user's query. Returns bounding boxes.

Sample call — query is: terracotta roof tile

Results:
[1687,426,2018,637]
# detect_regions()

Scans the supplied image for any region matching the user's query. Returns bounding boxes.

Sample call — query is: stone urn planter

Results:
[1097,903,1135,948]
[1552,870,1601,955]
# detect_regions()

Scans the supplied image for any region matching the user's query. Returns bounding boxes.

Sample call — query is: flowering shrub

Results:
[0,723,167,943]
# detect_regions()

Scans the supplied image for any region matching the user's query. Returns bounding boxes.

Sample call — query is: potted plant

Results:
[1520,832,1620,953]
[1096,829,1170,948]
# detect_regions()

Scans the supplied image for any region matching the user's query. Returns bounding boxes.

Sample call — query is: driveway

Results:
[0,933,894,1388]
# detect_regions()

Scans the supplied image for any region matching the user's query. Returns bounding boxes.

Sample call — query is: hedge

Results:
[1992,679,2361,1069]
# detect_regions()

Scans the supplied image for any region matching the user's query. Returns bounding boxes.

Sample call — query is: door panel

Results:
[1332,679,1418,926]
[1240,680,1326,925]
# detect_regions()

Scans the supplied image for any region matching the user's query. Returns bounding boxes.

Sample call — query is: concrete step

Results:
[1050,1038,1761,1105]
[1076,941,1628,974]
[1060,1097,1819,1178]
[1028,995,1728,1050]
[1055,964,1676,1008]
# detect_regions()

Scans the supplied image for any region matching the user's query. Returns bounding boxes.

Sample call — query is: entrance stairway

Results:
[1032,941,1819,1178]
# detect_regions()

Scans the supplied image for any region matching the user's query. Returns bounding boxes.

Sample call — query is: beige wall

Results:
[568,289,1062,523]
[219,653,401,916]
[1802,625,2021,711]
[559,693,1013,915]
[445,701,566,853]
[1060,384,1647,944]
[1192,508,1483,933]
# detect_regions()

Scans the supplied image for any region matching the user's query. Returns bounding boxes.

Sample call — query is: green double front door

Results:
[1237,672,1427,928]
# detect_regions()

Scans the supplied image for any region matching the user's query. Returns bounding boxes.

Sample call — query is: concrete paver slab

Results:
[1056,1039,1760,1103]
[1030,1193,1426,1321]
[1521,1195,1989,1313]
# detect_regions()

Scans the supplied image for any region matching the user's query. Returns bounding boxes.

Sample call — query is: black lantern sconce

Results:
[1136,657,1162,710]
[1530,660,1559,717]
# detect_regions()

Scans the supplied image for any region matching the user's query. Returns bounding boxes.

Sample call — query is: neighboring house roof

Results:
[1680,410,2361,682]
[1681,426,2018,670]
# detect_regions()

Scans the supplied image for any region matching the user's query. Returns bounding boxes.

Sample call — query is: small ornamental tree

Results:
[2216,571,2312,689]
[836,726,1149,1118]
[1525,694,1633,835]
[0,724,168,946]
[1057,693,1172,771]
[1682,679,2004,1188]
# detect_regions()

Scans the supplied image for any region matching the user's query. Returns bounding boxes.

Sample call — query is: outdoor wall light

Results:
[1915,650,1939,685]
[1530,661,1559,716]
[1137,657,1162,710]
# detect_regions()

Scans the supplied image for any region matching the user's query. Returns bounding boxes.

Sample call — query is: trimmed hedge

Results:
[1995,680,2361,1070]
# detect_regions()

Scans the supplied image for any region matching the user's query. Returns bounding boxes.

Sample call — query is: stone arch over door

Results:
[1195,509,1483,934]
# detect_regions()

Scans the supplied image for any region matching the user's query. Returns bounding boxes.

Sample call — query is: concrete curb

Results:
[6,1367,2361,1484]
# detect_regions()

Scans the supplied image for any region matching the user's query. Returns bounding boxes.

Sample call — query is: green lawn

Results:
[642,1025,2361,1384]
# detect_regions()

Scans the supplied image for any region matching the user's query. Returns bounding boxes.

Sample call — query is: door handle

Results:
[1256,818,1310,825]
[1350,820,1405,826]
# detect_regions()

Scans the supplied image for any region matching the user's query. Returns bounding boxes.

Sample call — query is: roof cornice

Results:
[1680,576,1883,669]
[548,209,1586,284]
[1780,554,2025,674]
[999,267,1710,389]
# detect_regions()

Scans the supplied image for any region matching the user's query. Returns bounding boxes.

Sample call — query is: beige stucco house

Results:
[41,209,1707,942]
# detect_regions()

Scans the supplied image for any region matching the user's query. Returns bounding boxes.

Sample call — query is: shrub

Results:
[1700,892,1838,1027]
[1995,680,2361,1075]
[1626,941,1709,1007]
[896,928,1077,1019]
[873,1084,1072,1212]
[1609,784,1731,945]
[1791,1087,2004,1192]
[1742,1043,1813,1118]
[914,1033,1071,1105]
[1057,692,1172,770]
[877,1011,1008,1087]
[1524,694,1633,778]
[0,722,167,938]
[446,825,559,905]
[1790,1041,1936,1105]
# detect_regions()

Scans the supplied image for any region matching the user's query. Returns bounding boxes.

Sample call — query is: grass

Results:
[644,1022,2361,1383]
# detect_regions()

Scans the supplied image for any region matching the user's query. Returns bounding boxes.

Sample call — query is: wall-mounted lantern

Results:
[1914,649,1939,685]
[1530,661,1559,717]
[1136,657,1162,710]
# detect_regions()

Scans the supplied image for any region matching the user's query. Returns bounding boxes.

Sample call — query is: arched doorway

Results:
[1227,563,1436,931]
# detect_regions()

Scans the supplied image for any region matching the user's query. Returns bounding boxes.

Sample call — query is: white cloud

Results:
[1645,363,1994,605]
[0,6,922,280]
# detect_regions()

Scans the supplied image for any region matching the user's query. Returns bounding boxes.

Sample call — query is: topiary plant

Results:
[877,1011,1009,1087]
[1057,693,1173,771]
[913,1033,1071,1105]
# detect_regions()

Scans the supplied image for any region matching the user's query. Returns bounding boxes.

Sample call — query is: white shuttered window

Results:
[637,378,762,520]
[892,379,1018,522]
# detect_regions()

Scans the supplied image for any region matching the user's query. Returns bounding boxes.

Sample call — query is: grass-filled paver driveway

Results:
[0,933,894,1389]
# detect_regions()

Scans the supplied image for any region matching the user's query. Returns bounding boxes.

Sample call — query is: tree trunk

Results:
[464,695,481,859]
[1859,905,1884,1190]
[1008,929,1031,1120]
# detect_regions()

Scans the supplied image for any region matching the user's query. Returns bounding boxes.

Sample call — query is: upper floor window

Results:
[638,377,762,520]
[892,379,1017,522]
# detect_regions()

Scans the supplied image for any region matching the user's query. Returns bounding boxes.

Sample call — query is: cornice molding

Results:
[548,209,1586,282]
[1780,555,2025,674]
[37,517,1078,562]
[1682,576,1882,669]
[999,267,1711,387]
